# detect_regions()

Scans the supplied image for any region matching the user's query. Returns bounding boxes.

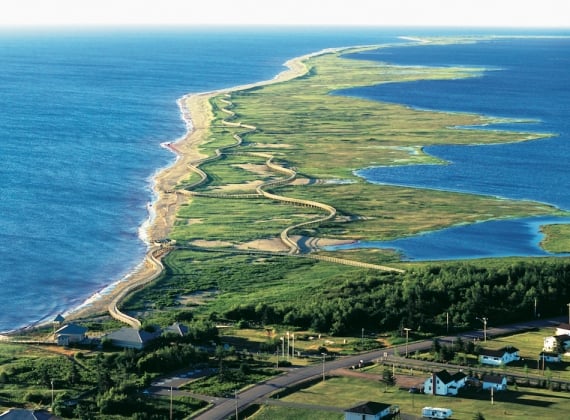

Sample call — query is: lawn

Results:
[252,375,570,420]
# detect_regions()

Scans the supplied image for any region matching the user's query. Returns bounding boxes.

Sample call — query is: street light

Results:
[321,353,326,381]
[567,303,570,324]
[361,328,364,349]
[477,317,488,342]
[404,328,411,357]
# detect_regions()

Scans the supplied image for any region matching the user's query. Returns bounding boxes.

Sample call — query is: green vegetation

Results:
[541,224,570,253]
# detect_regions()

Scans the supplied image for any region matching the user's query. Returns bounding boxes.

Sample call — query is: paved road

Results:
[187,316,565,419]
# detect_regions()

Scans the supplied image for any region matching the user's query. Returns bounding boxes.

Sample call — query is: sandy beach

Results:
[63,50,326,324]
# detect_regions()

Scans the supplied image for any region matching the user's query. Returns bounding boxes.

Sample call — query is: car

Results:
[409,387,420,394]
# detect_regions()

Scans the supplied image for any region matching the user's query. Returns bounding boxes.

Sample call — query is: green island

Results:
[2,39,570,419]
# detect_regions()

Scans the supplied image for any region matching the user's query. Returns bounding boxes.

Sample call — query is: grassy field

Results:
[541,225,570,253]
[250,376,570,420]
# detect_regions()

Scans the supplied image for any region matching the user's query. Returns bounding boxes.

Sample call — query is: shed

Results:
[344,401,397,420]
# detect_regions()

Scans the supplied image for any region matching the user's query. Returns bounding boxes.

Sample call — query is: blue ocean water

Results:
[330,37,570,260]
[0,27,414,332]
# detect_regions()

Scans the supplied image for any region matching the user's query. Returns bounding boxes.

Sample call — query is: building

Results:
[164,322,189,337]
[543,334,570,353]
[0,408,60,419]
[54,323,87,346]
[481,374,508,391]
[478,346,519,366]
[539,351,561,363]
[423,369,466,396]
[555,323,570,336]
[105,327,161,350]
[344,402,398,420]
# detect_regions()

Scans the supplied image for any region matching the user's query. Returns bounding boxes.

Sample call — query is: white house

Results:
[543,334,570,353]
[481,374,508,391]
[479,346,520,366]
[105,327,161,350]
[423,369,466,396]
[344,401,398,420]
[555,323,570,336]
[55,323,87,346]
[539,351,562,363]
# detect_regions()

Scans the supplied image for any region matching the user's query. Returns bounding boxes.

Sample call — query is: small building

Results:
[481,374,508,391]
[555,323,570,336]
[478,346,520,366]
[55,323,87,346]
[164,322,189,337]
[423,369,466,396]
[344,401,398,420]
[0,408,60,419]
[539,351,561,363]
[543,334,570,353]
[105,327,161,350]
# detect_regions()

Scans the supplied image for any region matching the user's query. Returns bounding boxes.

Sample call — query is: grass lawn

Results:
[258,375,570,420]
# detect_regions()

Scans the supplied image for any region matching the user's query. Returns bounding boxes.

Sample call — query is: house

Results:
[105,327,161,350]
[481,374,508,391]
[55,323,87,346]
[539,351,561,363]
[423,369,466,396]
[555,323,570,336]
[0,408,60,419]
[344,401,399,420]
[543,334,570,353]
[478,346,520,366]
[164,322,189,337]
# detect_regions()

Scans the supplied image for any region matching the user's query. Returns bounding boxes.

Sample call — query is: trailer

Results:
[422,406,453,419]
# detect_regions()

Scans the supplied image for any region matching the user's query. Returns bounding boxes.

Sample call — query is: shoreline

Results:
[59,48,340,327]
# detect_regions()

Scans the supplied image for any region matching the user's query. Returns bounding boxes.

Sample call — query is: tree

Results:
[382,366,395,387]
[473,412,485,420]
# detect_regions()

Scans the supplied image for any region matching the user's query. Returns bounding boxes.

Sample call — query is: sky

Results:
[0,0,567,28]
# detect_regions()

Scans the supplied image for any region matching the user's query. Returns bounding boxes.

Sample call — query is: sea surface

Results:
[0,26,416,332]
[329,36,570,260]
[0,28,567,332]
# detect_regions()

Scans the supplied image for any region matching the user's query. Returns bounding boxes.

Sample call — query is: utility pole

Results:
[287,332,290,361]
[404,328,411,357]
[321,353,326,381]
[361,328,364,349]
[169,386,173,420]
[477,317,488,342]
[235,390,239,420]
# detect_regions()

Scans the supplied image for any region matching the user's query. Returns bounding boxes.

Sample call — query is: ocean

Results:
[1,28,567,332]
[0,27,411,332]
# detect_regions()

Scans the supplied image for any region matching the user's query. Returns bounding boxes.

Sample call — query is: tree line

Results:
[221,260,570,335]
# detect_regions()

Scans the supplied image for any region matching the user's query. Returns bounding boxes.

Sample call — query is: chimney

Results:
[432,372,437,395]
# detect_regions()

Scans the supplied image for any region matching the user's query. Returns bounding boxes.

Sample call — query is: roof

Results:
[540,351,560,357]
[481,374,506,384]
[554,334,570,342]
[479,346,519,357]
[0,409,59,419]
[434,369,453,384]
[55,323,87,336]
[557,323,570,330]
[345,401,391,415]
[165,322,189,337]
[107,327,161,345]
[53,314,65,323]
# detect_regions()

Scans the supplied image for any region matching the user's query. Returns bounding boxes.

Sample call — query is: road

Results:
[185,316,565,419]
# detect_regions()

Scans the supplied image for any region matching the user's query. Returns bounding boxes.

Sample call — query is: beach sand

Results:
[63,50,331,323]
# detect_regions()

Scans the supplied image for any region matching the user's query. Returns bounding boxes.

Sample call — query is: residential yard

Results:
[251,375,570,420]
